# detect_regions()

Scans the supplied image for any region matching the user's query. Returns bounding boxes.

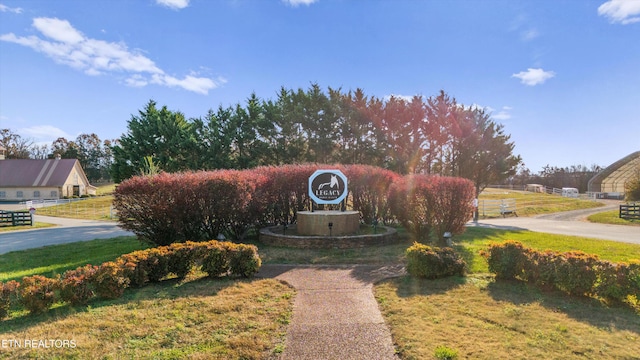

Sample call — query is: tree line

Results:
[3,85,616,194]
[110,85,522,193]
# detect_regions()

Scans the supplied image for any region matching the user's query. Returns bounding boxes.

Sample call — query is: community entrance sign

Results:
[308,169,348,205]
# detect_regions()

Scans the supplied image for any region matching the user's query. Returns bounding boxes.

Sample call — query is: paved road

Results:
[472,205,640,245]
[0,215,134,254]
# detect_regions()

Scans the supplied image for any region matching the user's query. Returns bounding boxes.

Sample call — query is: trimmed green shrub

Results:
[480,240,528,280]
[594,261,633,302]
[144,247,171,283]
[19,275,60,314]
[406,242,466,279]
[94,261,130,300]
[554,251,599,296]
[118,251,149,287]
[228,243,262,278]
[167,242,201,279]
[522,249,558,290]
[60,265,98,306]
[0,280,19,319]
[201,242,230,278]
[485,242,640,307]
[434,345,459,360]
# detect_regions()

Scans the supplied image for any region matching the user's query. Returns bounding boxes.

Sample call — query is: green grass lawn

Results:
[0,236,148,282]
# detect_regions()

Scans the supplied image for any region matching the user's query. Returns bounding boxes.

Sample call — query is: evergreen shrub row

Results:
[481,241,640,303]
[406,242,466,279]
[114,164,474,246]
[0,240,261,318]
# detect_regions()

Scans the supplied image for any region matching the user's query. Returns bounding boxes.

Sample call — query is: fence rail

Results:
[477,199,518,218]
[0,210,33,227]
[620,204,640,220]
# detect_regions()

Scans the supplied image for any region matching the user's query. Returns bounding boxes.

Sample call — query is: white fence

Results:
[477,199,518,218]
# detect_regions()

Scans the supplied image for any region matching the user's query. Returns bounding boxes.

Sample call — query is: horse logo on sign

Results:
[309,170,348,205]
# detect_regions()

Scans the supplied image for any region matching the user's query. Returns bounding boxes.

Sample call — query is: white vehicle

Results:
[561,187,579,198]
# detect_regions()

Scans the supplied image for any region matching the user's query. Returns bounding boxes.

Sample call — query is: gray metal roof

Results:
[0,159,80,187]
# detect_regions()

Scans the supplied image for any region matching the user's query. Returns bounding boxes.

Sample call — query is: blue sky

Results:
[1,0,639,173]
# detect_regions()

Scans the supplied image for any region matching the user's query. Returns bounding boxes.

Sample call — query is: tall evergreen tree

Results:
[110,100,198,182]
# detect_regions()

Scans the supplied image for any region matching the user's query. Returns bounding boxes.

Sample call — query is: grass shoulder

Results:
[0,222,56,232]
[588,210,640,227]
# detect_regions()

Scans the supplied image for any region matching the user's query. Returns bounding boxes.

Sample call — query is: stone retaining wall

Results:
[259,224,399,249]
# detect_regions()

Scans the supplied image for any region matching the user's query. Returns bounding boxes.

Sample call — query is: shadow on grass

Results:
[485,279,640,334]
[390,275,468,298]
[0,275,242,333]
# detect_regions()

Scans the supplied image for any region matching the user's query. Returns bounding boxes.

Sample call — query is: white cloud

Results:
[520,28,539,41]
[33,17,84,44]
[151,73,227,95]
[18,125,74,141]
[156,0,190,10]
[598,0,640,24]
[0,17,221,94]
[492,110,512,121]
[384,94,420,103]
[469,105,512,120]
[0,4,22,14]
[283,0,319,7]
[512,68,555,86]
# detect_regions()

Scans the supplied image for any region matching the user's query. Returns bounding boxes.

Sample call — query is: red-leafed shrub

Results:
[389,175,475,244]
[114,170,271,246]
[343,164,400,224]
[114,172,189,246]
[94,261,130,299]
[19,275,60,314]
[256,164,317,225]
[426,176,475,243]
[388,175,433,242]
[0,280,20,319]
[60,265,98,306]
[406,242,466,279]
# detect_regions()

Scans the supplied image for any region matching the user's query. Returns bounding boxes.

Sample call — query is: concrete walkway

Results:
[258,264,405,360]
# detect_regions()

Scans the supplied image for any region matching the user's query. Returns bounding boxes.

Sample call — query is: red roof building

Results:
[0,156,97,201]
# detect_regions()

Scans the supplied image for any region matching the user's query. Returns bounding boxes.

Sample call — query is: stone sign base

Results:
[296,210,360,236]
[259,224,398,249]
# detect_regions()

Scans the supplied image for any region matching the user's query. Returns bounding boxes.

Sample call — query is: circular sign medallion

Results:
[308,170,348,205]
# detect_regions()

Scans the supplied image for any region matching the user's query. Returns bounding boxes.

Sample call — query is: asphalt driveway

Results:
[0,215,134,254]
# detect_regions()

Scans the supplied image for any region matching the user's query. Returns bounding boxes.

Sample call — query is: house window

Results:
[51,191,58,198]
[0,191,5,198]
[34,190,41,198]
[17,191,24,198]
